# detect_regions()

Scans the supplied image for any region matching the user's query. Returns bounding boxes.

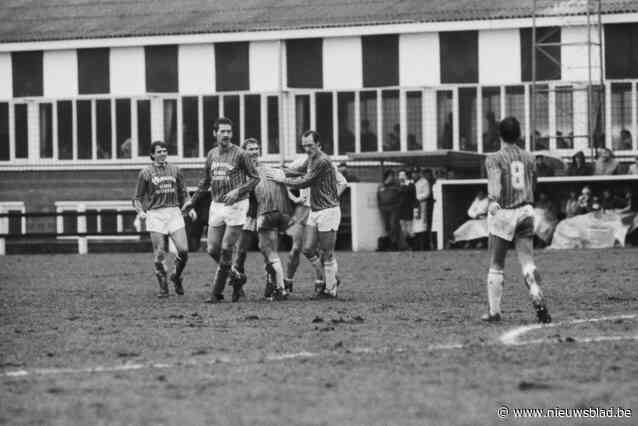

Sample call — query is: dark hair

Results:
[498,116,521,143]
[213,117,233,132]
[383,169,395,181]
[241,138,260,150]
[301,130,320,144]
[150,140,168,160]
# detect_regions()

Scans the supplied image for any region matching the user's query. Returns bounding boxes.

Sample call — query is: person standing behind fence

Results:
[133,140,196,298]
[413,168,430,250]
[397,169,416,250]
[377,170,401,250]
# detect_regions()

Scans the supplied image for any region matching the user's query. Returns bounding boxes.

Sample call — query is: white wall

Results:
[0,53,12,99]
[562,25,602,82]
[323,36,362,90]
[179,44,215,94]
[479,29,521,85]
[350,183,384,251]
[250,40,280,92]
[399,32,439,86]
[43,50,77,98]
[110,47,145,95]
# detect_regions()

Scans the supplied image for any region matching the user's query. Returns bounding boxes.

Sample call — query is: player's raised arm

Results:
[278,158,331,189]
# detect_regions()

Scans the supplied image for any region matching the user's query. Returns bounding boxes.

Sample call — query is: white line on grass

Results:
[3,314,637,379]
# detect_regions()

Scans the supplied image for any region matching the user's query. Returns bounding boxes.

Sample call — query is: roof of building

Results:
[1,0,637,44]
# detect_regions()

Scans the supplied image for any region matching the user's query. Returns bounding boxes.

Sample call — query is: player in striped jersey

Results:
[133,140,196,298]
[267,130,342,298]
[183,117,259,303]
[483,116,552,323]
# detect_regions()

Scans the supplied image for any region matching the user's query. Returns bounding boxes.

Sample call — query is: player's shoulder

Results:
[485,151,502,168]
[138,165,153,177]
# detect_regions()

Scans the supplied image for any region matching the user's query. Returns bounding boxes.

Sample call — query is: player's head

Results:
[498,116,521,144]
[241,138,260,159]
[301,130,322,157]
[213,117,233,147]
[150,140,168,163]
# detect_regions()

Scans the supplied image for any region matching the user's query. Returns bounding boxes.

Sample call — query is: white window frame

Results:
[55,200,140,240]
[0,201,26,235]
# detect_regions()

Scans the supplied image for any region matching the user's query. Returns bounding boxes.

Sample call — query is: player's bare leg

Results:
[515,237,552,323]
[207,226,242,303]
[483,235,508,321]
[318,230,339,297]
[259,229,287,300]
[204,225,224,301]
[302,225,325,296]
[168,228,189,295]
[284,222,304,293]
[230,230,251,302]
[150,232,169,298]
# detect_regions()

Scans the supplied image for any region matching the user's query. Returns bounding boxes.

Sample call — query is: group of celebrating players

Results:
[134,115,552,324]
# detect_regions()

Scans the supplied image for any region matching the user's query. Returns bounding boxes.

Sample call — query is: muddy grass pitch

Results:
[1,249,637,425]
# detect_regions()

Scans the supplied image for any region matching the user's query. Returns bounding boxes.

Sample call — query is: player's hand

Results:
[187,209,197,221]
[181,200,193,213]
[222,189,240,205]
[488,201,501,216]
[264,168,285,183]
[138,211,148,221]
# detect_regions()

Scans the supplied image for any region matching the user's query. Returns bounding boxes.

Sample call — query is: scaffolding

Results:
[531,0,605,159]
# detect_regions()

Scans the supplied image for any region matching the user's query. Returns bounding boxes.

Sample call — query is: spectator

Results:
[618,129,633,151]
[337,162,359,182]
[534,192,558,245]
[397,169,416,250]
[535,155,555,177]
[577,186,593,214]
[600,188,624,211]
[360,119,378,152]
[627,156,638,175]
[564,191,580,218]
[413,168,430,250]
[423,168,436,249]
[377,170,401,250]
[594,147,620,175]
[567,151,593,176]
[451,191,489,248]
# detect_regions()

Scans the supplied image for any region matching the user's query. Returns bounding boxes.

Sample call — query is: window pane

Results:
[116,99,131,159]
[0,103,8,160]
[76,100,92,159]
[87,210,98,234]
[362,35,399,87]
[482,87,500,152]
[182,96,199,158]
[440,31,479,84]
[555,87,573,149]
[137,100,151,156]
[505,86,525,148]
[77,48,110,94]
[407,91,422,150]
[8,210,21,234]
[57,101,73,159]
[14,104,28,159]
[101,210,117,234]
[63,211,77,234]
[437,91,453,149]
[267,96,279,154]
[12,51,43,97]
[215,42,250,91]
[590,85,605,148]
[295,95,310,153]
[531,85,549,150]
[122,211,137,232]
[39,103,53,158]
[145,45,178,93]
[316,92,334,155]
[223,95,240,144]
[286,39,323,88]
[459,88,477,152]
[337,92,355,155]
[203,96,219,153]
[360,91,378,152]
[611,83,633,150]
[96,99,112,159]
[163,99,177,155]
[244,94,261,141]
[382,90,400,151]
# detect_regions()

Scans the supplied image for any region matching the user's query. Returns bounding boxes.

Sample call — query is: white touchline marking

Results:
[499,314,638,346]
[3,314,637,379]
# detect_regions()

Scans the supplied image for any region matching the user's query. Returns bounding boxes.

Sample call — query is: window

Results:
[215,42,249,92]
[555,87,573,149]
[96,100,112,158]
[521,27,561,81]
[182,96,199,158]
[316,92,334,155]
[78,48,110,94]
[76,100,92,159]
[337,92,355,155]
[223,95,240,144]
[137,100,151,156]
[604,23,638,79]
[530,85,549,150]
[39,103,53,158]
[267,96,279,154]
[163,99,177,155]
[505,86,525,148]
[406,91,422,151]
[286,39,323,88]
[203,96,219,152]
[145,45,178,93]
[362,35,399,87]
[244,94,261,141]
[116,99,131,159]
[611,83,633,151]
[0,103,8,160]
[437,91,453,149]
[14,104,28,159]
[12,51,43,97]
[459,88,477,152]
[0,202,26,235]
[482,87,500,153]
[295,95,310,153]
[382,90,400,151]
[360,91,378,152]
[440,31,478,83]
[590,85,605,148]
